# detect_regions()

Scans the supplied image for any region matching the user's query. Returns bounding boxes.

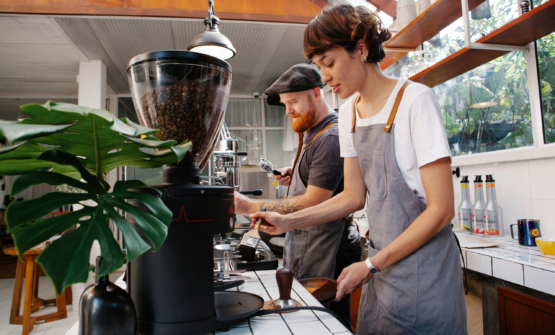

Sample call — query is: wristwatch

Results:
[365,258,380,275]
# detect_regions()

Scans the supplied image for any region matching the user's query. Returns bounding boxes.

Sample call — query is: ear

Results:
[313,87,321,100]
[357,40,369,59]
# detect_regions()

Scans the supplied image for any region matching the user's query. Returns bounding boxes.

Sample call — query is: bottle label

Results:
[485,209,500,235]
[460,208,472,233]
[472,209,486,234]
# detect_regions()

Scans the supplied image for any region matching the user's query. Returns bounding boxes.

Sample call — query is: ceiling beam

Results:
[367,0,396,19]
[0,0,323,24]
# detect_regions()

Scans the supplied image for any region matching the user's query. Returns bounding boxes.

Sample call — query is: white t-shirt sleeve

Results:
[338,97,357,157]
[409,90,452,167]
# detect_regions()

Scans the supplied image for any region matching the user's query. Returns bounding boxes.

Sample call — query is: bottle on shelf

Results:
[472,175,486,235]
[484,175,504,237]
[458,176,473,234]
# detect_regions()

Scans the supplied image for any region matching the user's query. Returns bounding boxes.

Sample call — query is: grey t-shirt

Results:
[298,113,344,195]
[298,113,360,253]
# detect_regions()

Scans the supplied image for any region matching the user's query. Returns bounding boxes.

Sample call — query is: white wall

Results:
[453,157,555,238]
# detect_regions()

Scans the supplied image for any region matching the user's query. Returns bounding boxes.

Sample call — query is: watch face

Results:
[370,268,378,274]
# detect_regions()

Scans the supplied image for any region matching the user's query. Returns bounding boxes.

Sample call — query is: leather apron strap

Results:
[286,123,338,198]
[303,123,338,150]
[350,81,412,133]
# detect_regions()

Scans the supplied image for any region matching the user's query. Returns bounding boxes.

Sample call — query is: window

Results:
[433,51,532,156]
[225,97,297,169]
[537,33,555,144]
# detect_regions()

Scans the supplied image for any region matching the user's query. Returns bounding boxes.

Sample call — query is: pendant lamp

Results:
[188,0,236,60]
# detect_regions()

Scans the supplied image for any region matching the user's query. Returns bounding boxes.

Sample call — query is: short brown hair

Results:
[303,3,391,63]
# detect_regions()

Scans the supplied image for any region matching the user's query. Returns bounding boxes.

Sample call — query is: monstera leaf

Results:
[6,150,172,294]
[0,101,190,177]
[484,70,506,95]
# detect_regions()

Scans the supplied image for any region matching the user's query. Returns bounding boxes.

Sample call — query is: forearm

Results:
[370,205,453,271]
[251,196,306,215]
[285,189,363,230]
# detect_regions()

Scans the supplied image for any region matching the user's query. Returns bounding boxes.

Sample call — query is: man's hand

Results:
[334,261,372,302]
[249,211,292,235]
[273,167,292,186]
[234,192,254,215]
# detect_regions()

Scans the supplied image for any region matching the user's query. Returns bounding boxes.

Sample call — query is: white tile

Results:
[529,157,555,200]
[230,318,250,328]
[524,266,555,295]
[255,270,277,276]
[497,160,530,199]
[258,275,278,288]
[531,199,555,237]
[500,198,532,238]
[287,320,332,334]
[314,312,350,333]
[238,282,267,296]
[466,252,492,275]
[492,258,523,285]
[250,317,292,335]
[216,327,250,335]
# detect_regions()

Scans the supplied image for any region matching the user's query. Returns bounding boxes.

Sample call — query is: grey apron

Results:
[353,82,467,334]
[283,126,344,279]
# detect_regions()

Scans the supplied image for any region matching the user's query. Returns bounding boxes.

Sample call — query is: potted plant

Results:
[0,101,191,334]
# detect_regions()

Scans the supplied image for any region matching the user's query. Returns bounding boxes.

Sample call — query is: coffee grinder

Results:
[126,50,263,334]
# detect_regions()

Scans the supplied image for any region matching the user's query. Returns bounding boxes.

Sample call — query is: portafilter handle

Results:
[259,158,287,176]
[276,268,293,301]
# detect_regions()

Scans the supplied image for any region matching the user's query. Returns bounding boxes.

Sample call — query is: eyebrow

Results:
[318,55,328,63]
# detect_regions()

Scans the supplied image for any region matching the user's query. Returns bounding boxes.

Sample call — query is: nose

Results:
[321,71,332,84]
[286,106,295,115]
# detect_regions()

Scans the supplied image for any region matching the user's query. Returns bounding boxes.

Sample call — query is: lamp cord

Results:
[207,0,214,27]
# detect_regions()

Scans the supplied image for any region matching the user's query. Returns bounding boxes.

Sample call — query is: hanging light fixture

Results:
[188,0,236,60]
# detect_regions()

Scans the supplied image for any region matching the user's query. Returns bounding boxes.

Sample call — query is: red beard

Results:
[290,97,316,133]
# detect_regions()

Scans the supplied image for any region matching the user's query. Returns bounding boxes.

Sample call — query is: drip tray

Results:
[214,291,264,322]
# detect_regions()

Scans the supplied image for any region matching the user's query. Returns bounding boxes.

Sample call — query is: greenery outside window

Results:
[433,51,532,156]
[536,33,555,144]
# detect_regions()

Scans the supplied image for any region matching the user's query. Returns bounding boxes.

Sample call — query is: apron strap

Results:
[350,80,412,133]
[303,123,338,150]
[384,81,411,132]
[286,123,338,198]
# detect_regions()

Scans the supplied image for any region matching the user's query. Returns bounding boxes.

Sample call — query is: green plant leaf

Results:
[10,171,98,196]
[36,214,125,294]
[484,70,506,95]
[37,149,108,192]
[104,206,150,263]
[6,168,172,295]
[0,102,191,177]
[107,198,168,251]
[0,120,73,143]
[112,180,162,195]
[12,208,96,255]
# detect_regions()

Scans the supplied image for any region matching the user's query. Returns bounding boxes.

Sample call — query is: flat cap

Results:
[265,64,325,95]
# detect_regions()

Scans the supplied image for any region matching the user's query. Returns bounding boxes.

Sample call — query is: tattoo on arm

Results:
[255,196,305,214]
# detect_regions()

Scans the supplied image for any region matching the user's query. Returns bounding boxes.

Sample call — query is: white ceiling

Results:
[0,15,309,105]
[0,16,84,101]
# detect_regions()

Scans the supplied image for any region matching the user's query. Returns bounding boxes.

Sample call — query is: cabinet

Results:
[498,286,555,334]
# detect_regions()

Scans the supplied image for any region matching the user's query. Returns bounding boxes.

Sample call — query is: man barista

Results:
[234,64,361,327]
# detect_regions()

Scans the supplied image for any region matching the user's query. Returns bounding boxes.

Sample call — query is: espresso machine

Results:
[126,50,264,334]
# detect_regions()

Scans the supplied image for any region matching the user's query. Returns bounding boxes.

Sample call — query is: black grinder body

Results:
[126,166,235,334]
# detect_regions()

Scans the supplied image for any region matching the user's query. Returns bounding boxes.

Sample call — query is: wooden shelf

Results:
[411,0,555,87]
[387,0,485,49]
[380,0,486,69]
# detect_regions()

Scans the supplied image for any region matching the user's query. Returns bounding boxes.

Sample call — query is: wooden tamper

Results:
[262,268,302,312]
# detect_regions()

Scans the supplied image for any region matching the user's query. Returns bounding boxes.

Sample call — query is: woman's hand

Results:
[273,167,292,186]
[249,211,293,235]
[334,261,372,302]
[234,191,254,215]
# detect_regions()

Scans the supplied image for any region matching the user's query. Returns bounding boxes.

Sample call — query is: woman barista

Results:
[250,4,467,334]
